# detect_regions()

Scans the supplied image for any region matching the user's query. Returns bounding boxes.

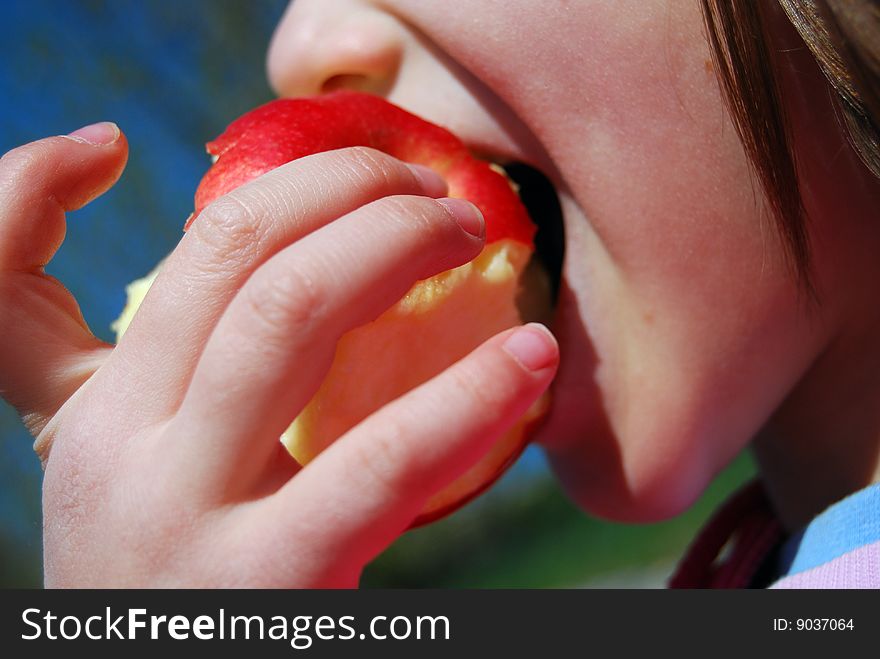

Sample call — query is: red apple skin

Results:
[189,91,535,247]
[186,91,546,525]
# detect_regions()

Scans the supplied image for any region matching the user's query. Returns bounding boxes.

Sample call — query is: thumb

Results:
[0,123,128,443]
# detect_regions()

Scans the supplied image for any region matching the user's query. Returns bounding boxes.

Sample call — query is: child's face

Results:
[267,1,828,519]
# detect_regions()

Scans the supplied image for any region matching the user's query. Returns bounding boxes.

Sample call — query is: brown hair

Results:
[699,0,880,292]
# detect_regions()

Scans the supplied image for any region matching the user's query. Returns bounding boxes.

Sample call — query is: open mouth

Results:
[501,161,565,307]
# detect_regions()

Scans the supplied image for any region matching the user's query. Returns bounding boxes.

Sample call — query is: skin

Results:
[267,0,880,527]
[0,127,557,586]
[0,0,877,585]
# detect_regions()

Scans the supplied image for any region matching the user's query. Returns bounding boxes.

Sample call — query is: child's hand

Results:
[0,125,558,587]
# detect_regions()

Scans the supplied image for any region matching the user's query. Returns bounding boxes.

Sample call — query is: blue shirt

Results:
[776,483,880,578]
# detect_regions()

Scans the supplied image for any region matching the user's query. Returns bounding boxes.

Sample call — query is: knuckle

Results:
[336,146,409,188]
[242,263,326,336]
[192,194,263,267]
[351,418,414,496]
[370,194,445,229]
[369,195,460,244]
[448,362,498,410]
[0,141,51,188]
[343,144,396,172]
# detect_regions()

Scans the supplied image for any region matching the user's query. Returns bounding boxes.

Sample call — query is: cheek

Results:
[581,73,779,323]
[533,7,828,516]
[380,0,829,516]
[554,146,819,521]
[570,3,763,278]
[569,89,798,515]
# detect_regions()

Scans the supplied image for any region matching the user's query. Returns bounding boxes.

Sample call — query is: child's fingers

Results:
[258,325,558,583]
[0,274,111,439]
[170,193,484,494]
[0,127,128,438]
[0,125,128,270]
[108,147,447,420]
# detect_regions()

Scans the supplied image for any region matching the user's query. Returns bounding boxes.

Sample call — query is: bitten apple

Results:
[114,92,551,525]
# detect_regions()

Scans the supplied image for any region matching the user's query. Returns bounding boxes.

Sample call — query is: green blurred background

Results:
[0,0,754,588]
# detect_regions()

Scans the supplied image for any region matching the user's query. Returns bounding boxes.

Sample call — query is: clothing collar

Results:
[776,482,880,577]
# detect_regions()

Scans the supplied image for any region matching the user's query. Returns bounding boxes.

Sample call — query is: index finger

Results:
[105,147,447,422]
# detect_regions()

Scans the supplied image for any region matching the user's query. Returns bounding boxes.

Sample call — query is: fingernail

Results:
[436,197,485,238]
[407,163,448,197]
[66,121,119,145]
[503,323,558,372]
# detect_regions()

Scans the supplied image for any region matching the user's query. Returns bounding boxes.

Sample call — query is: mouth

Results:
[464,152,566,325]
[501,161,565,306]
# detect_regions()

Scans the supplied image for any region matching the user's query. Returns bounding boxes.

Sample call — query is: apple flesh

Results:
[114,92,551,525]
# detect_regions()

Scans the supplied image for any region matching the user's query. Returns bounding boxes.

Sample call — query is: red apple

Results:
[115,91,551,526]
[189,92,535,246]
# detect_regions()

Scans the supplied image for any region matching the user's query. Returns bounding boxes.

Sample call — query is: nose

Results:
[267,0,404,98]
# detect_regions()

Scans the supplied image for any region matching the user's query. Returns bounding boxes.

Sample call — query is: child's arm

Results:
[0,125,558,587]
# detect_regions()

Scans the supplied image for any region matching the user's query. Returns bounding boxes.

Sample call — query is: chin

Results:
[537,366,713,523]
[546,431,712,523]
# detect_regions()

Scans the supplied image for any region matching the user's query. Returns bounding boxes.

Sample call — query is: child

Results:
[0,0,877,587]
